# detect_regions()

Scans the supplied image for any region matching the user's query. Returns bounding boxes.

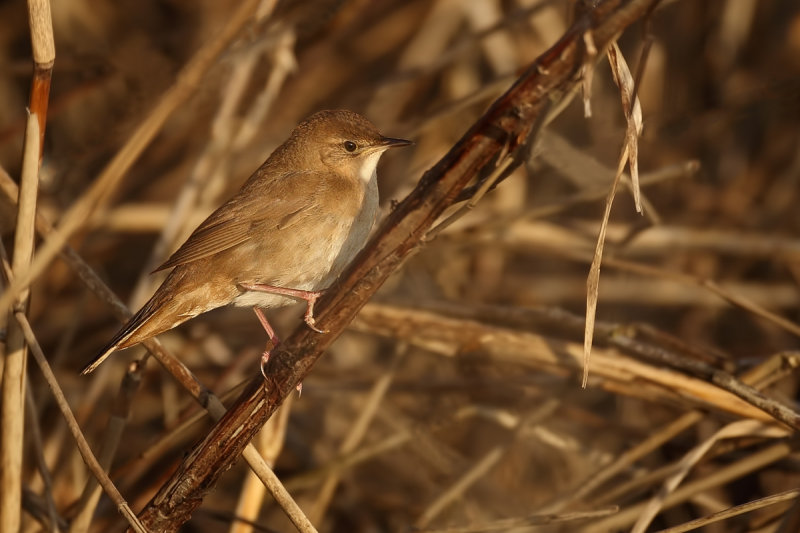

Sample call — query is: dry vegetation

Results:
[2,0,800,532]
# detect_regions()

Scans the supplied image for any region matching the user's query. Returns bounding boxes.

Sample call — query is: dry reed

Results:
[2,1,800,532]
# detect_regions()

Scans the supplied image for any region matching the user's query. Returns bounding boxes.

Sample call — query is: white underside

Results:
[232,288,312,309]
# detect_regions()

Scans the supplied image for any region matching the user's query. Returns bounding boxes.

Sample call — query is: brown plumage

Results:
[82,110,410,375]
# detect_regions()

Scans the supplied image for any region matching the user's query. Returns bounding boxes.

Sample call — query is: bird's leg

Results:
[253,307,279,380]
[240,283,328,334]
[253,307,302,394]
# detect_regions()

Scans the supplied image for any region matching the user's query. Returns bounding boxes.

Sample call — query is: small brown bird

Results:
[82,110,410,376]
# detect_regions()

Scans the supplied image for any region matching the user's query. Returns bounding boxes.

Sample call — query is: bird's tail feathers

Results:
[80,298,159,375]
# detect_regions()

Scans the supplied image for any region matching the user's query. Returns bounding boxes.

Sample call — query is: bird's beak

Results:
[380,136,413,149]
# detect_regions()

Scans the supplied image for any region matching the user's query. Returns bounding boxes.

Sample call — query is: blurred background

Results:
[2,0,800,531]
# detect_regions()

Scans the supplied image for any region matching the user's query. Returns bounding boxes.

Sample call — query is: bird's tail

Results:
[81,296,163,375]
[82,266,227,374]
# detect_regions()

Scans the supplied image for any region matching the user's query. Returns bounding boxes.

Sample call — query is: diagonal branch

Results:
[135,0,663,530]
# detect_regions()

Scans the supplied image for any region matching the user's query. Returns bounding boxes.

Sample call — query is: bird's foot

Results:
[241,283,329,334]
[302,292,329,334]
[260,349,271,380]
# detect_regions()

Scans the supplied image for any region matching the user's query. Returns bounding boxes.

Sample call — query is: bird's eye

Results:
[343,140,357,152]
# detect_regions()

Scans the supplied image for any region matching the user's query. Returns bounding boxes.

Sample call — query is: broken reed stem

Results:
[26,0,54,153]
[1,112,39,533]
[1,3,54,529]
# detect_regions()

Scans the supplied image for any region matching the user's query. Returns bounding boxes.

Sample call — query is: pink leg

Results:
[253,307,302,394]
[240,283,328,334]
[253,307,279,380]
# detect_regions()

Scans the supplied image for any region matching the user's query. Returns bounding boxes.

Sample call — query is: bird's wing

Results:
[153,172,317,272]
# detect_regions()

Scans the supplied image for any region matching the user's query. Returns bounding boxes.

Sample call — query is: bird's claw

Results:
[304,315,328,334]
[260,349,302,395]
[260,350,270,380]
[303,297,329,334]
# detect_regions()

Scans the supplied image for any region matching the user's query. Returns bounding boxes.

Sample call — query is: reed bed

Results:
[2,1,800,531]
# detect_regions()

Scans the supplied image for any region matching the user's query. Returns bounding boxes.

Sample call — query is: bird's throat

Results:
[357,150,383,184]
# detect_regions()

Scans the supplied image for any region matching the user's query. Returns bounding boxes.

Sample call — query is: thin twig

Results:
[24,380,61,533]
[69,368,141,533]
[308,344,407,523]
[417,506,619,533]
[655,488,799,533]
[538,411,704,513]
[631,419,789,533]
[425,156,515,240]
[231,395,295,533]
[14,312,147,533]
[0,273,145,533]
[2,242,142,531]
[415,400,559,528]
[579,440,796,532]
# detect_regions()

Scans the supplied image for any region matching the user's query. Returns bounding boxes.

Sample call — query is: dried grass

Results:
[2,0,800,531]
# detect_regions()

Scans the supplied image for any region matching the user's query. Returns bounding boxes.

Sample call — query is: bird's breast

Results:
[232,173,378,308]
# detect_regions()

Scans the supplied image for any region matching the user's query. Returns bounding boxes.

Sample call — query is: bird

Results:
[82,109,411,376]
